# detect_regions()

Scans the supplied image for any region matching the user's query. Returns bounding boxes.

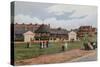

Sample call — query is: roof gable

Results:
[23,31,34,35]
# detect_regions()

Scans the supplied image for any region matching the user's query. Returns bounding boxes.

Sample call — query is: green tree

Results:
[83,33,89,44]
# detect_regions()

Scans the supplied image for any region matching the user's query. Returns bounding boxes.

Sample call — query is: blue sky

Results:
[14,1,97,30]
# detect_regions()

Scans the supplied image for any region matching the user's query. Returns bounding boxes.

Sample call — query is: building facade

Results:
[23,31,35,42]
[14,23,96,42]
[50,28,68,42]
[77,26,97,38]
[68,31,77,41]
[14,23,49,41]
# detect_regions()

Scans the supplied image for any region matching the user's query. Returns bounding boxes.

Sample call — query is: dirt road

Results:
[15,49,96,65]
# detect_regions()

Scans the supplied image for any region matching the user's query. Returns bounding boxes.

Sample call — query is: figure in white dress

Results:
[64,43,68,49]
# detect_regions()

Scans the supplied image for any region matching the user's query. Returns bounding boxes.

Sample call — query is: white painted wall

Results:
[24,35,34,42]
[23,31,35,42]
[68,31,77,41]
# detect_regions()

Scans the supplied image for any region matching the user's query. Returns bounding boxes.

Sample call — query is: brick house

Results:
[77,26,97,38]
[14,23,48,41]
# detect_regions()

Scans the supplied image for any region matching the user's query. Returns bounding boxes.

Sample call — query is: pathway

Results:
[15,49,96,65]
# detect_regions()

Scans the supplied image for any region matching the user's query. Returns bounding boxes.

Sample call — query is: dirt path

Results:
[15,49,96,65]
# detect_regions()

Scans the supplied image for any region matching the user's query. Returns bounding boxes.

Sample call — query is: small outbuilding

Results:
[23,31,35,42]
[68,31,77,41]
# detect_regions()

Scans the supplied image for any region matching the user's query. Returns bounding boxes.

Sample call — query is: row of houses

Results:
[14,23,97,42]
[77,26,97,37]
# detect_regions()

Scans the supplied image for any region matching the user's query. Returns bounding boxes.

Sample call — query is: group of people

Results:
[83,41,97,50]
[40,40,49,49]
[83,33,97,50]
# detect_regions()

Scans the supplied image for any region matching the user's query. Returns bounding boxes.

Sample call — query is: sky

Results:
[14,1,97,30]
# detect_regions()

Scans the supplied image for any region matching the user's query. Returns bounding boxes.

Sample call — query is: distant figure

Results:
[46,41,49,48]
[40,41,42,49]
[40,41,49,49]
[42,41,45,48]
[90,42,96,49]
[93,42,96,49]
[64,43,68,50]
[40,41,44,49]
[93,42,97,49]
[41,41,44,48]
[62,45,65,51]
[88,42,93,50]
[26,42,29,48]
[43,41,47,48]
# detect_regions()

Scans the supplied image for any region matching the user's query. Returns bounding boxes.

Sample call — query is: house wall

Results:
[77,26,96,37]
[24,35,35,42]
[68,32,77,41]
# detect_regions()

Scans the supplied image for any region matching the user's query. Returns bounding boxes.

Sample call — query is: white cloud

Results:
[14,14,43,24]
[44,17,88,30]
[14,2,97,30]
[47,5,73,15]
[46,4,97,17]
[14,3,97,30]
[14,14,97,30]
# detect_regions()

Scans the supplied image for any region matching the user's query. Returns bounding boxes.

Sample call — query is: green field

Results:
[14,41,83,61]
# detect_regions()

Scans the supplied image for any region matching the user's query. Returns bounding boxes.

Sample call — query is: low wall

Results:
[14,39,80,44]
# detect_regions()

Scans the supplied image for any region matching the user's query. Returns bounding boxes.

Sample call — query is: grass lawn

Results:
[67,41,83,50]
[14,35,97,61]
[14,41,83,61]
